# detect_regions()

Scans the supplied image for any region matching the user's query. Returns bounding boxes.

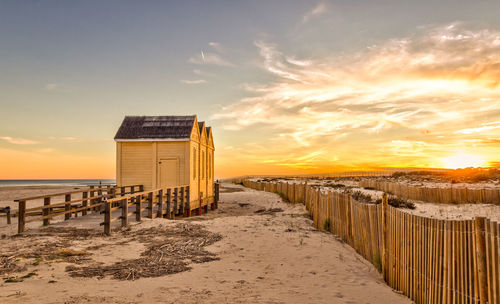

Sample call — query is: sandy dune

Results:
[0,183,410,303]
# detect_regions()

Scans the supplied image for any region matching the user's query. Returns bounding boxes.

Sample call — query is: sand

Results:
[0,183,410,304]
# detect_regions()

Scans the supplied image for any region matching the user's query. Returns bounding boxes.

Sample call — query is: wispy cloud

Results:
[213,23,500,170]
[302,2,327,23]
[0,136,40,145]
[188,51,233,67]
[188,42,234,67]
[48,136,83,142]
[456,122,500,134]
[181,79,207,85]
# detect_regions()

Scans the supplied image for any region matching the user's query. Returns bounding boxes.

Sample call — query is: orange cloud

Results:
[213,23,500,175]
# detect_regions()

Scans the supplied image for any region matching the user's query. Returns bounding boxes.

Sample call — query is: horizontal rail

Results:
[14,184,142,202]
[106,185,189,203]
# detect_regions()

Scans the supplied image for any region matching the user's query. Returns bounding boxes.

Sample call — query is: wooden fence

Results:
[360,180,500,205]
[16,184,142,233]
[242,180,500,304]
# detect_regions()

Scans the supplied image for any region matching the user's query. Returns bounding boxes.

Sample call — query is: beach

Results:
[0,183,410,303]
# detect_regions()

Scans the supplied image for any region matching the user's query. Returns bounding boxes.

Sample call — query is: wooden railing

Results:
[101,185,189,235]
[16,185,142,233]
[101,183,221,235]
[242,180,500,304]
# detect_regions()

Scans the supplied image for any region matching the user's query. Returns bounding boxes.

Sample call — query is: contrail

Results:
[201,50,205,61]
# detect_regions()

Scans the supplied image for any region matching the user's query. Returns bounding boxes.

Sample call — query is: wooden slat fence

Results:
[360,180,500,205]
[242,179,500,304]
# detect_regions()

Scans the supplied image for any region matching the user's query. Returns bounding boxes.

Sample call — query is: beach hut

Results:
[114,115,215,212]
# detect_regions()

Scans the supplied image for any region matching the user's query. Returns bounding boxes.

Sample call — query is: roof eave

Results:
[115,138,190,142]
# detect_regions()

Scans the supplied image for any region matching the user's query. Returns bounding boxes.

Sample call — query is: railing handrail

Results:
[106,184,189,203]
[13,184,142,202]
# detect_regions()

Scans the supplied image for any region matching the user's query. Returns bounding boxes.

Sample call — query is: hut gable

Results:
[114,115,196,141]
[190,116,200,142]
[206,127,214,149]
[198,121,207,145]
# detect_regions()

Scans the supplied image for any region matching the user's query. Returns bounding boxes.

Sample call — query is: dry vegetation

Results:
[390,168,500,183]
[1,223,222,283]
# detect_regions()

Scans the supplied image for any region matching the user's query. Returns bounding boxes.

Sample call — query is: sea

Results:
[0,179,116,187]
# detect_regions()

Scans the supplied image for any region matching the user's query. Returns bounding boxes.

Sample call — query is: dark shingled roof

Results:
[114,116,196,140]
[206,127,211,137]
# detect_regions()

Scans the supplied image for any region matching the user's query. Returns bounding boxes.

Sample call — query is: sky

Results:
[1,0,500,179]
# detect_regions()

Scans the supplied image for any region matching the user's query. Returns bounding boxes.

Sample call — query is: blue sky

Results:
[1,1,500,178]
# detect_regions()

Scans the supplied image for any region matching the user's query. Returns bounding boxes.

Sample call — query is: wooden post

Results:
[135,196,142,222]
[166,189,172,219]
[82,192,88,216]
[6,208,11,225]
[179,187,185,215]
[147,192,153,218]
[186,186,191,217]
[90,186,95,212]
[157,190,163,218]
[214,183,219,208]
[121,198,128,227]
[474,217,488,304]
[139,185,144,192]
[381,193,389,281]
[64,194,71,220]
[121,186,125,196]
[97,188,103,212]
[18,200,26,234]
[43,197,51,226]
[173,188,178,217]
[346,193,352,244]
[104,200,111,235]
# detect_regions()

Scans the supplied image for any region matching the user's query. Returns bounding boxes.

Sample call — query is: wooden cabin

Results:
[114,115,215,212]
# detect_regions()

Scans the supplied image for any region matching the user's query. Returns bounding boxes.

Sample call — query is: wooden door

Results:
[159,158,179,188]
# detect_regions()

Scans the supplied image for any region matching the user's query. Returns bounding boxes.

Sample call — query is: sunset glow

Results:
[1,2,500,178]
[441,153,488,170]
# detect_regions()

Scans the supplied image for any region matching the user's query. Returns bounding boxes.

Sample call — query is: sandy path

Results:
[0,183,411,303]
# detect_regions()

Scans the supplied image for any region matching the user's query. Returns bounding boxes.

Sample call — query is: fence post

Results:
[139,185,144,192]
[82,192,88,216]
[346,193,352,244]
[104,200,111,235]
[97,188,103,212]
[173,188,178,217]
[186,186,191,216]
[179,187,185,216]
[18,200,26,234]
[166,188,172,219]
[135,195,142,222]
[6,208,11,225]
[147,192,153,218]
[474,217,488,304]
[381,193,389,281]
[214,183,219,207]
[90,186,95,212]
[43,197,51,225]
[121,198,128,227]
[64,194,71,220]
[157,189,163,218]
